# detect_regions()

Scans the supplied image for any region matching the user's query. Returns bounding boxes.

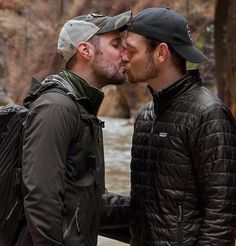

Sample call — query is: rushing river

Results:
[98,117,133,246]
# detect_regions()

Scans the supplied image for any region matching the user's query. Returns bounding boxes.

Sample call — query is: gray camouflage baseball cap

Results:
[58,10,132,63]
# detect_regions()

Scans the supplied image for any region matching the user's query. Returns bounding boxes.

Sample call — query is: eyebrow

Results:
[126,42,136,49]
[111,37,122,43]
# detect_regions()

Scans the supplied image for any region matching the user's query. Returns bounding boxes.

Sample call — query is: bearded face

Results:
[91,32,127,86]
[124,32,159,84]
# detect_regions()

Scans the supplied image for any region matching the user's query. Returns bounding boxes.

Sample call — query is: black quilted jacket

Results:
[130,70,236,246]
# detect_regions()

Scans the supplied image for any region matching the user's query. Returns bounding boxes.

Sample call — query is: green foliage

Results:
[187,34,206,69]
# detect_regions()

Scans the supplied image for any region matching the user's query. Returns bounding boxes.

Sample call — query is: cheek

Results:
[105,48,122,59]
[129,56,142,69]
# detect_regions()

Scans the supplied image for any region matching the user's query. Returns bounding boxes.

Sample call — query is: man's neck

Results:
[148,67,185,92]
[70,65,103,89]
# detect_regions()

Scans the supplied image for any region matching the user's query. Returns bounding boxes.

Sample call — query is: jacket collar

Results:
[148,69,202,116]
[59,70,104,115]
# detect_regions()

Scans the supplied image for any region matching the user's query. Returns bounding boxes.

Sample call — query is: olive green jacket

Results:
[22,70,105,246]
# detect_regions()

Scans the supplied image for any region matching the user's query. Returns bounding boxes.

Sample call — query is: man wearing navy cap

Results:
[123,7,236,246]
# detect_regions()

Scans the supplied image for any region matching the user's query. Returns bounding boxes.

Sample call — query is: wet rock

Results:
[99,85,130,118]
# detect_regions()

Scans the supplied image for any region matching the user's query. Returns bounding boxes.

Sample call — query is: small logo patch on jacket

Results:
[159,132,168,137]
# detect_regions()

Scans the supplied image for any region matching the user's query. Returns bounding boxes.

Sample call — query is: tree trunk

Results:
[215,0,236,117]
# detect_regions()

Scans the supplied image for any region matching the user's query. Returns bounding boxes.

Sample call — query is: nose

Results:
[121,48,129,64]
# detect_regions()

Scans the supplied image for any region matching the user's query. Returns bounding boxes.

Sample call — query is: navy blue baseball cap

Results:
[128,7,208,63]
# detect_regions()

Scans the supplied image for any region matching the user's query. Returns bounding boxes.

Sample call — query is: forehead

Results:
[99,30,122,41]
[126,32,148,47]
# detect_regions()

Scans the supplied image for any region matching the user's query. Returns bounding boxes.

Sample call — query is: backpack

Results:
[0,104,28,245]
[0,75,80,245]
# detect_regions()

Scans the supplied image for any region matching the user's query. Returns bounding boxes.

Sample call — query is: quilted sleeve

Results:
[191,104,236,245]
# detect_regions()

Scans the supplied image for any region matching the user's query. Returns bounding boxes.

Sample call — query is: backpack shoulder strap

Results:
[40,74,88,112]
[42,75,91,139]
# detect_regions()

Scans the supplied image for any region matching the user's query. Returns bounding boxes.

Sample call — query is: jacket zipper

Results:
[63,206,80,239]
[6,201,18,220]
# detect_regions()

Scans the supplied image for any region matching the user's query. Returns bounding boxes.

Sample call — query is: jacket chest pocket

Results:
[149,130,169,152]
[80,114,104,146]
[79,114,105,190]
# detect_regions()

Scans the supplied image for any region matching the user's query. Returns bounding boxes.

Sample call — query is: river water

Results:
[98,117,133,246]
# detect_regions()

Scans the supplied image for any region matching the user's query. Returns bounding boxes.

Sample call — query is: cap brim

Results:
[171,44,208,63]
[97,10,132,34]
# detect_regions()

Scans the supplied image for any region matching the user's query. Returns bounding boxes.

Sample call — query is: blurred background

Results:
[0,0,235,245]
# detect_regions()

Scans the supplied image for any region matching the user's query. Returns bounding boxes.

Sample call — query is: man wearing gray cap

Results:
[122,7,236,246]
[16,10,132,246]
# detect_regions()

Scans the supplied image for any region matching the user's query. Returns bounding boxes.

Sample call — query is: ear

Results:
[76,42,93,60]
[155,42,169,63]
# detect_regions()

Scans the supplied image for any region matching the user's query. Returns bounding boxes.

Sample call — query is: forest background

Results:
[0,0,235,119]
